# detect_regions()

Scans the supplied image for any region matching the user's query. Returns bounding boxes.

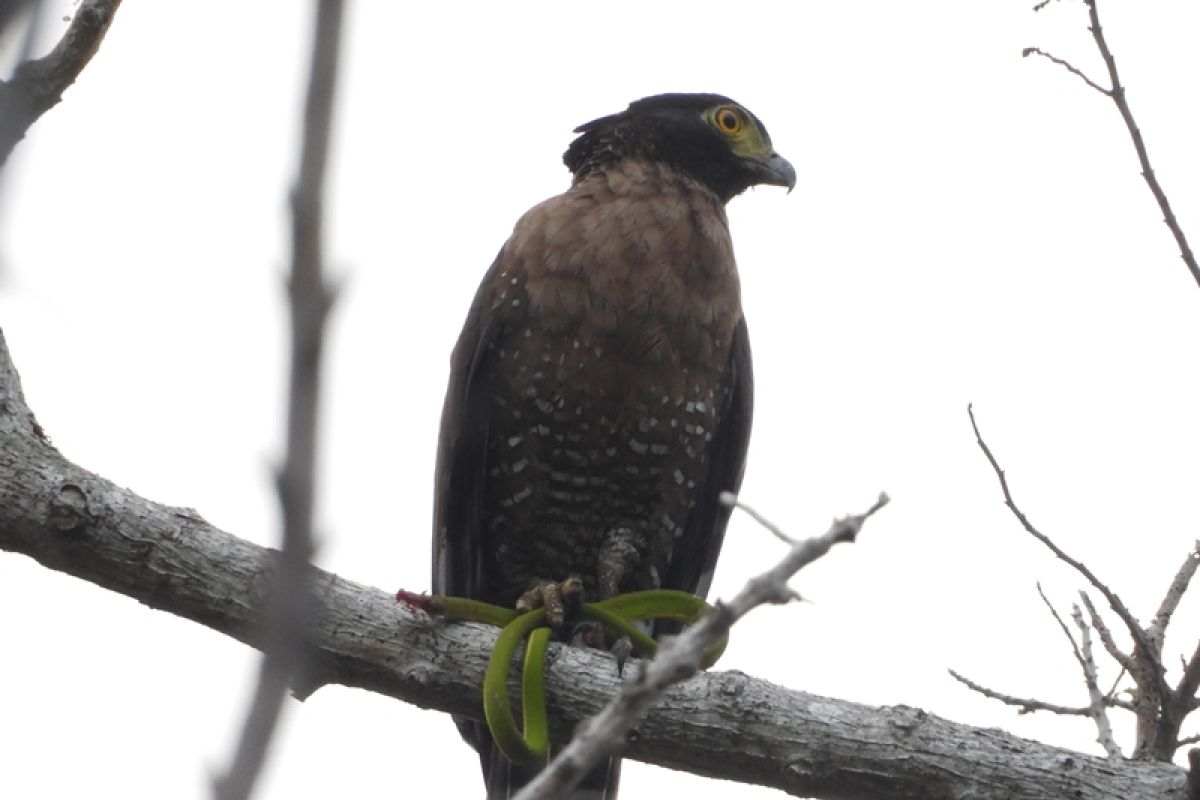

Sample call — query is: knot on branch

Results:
[47,481,96,532]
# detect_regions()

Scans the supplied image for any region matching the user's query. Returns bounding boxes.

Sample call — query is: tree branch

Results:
[0,331,1190,798]
[1149,544,1200,652]
[1083,0,1200,290]
[948,585,1134,721]
[1071,603,1122,758]
[0,0,123,167]
[1027,0,1200,290]
[969,405,1200,761]
[1021,46,1108,95]
[950,666,1128,714]
[968,404,1170,707]
[211,2,344,798]
[1080,591,1137,674]
[1039,582,1088,674]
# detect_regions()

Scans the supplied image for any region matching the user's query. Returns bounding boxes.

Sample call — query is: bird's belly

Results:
[480,330,728,605]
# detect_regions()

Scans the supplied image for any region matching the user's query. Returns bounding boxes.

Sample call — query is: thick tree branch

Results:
[0,0,123,167]
[0,332,1189,798]
[211,2,344,798]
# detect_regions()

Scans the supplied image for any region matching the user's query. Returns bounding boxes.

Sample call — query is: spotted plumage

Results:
[432,93,793,799]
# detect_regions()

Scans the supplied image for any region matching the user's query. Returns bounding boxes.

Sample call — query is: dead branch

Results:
[1083,0,1200,289]
[1150,545,1200,652]
[969,405,1170,705]
[1021,46,1107,94]
[1071,603,1122,758]
[949,669,1108,717]
[970,405,1200,761]
[1026,0,1200,290]
[1039,582,1087,673]
[1079,591,1137,673]
[949,586,1134,721]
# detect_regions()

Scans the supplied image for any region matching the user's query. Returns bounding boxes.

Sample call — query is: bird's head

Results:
[563,93,795,203]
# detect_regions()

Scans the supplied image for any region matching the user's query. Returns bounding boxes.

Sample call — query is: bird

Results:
[432,92,794,799]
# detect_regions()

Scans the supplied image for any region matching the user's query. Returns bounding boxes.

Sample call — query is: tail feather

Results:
[460,717,621,799]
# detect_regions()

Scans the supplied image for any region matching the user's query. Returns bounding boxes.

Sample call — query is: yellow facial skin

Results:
[704,103,774,159]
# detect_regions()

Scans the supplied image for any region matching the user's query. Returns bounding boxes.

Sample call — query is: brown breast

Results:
[472,159,743,604]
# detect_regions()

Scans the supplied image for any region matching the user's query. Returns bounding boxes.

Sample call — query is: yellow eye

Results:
[713,106,744,135]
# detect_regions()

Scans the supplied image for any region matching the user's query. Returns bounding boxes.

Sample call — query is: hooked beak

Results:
[749,152,797,193]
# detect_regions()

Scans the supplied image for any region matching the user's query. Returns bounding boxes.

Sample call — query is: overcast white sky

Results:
[2,2,1200,798]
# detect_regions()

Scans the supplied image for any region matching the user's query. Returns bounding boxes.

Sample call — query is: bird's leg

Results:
[516,575,583,629]
[597,527,641,673]
[596,526,639,599]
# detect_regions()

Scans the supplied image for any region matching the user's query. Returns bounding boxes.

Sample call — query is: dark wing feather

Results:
[431,250,506,778]
[660,317,753,599]
[433,249,508,601]
[432,246,619,798]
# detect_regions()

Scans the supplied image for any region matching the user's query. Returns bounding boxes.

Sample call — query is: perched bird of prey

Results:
[433,93,794,799]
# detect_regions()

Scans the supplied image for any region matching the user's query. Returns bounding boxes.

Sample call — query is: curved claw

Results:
[610,635,633,677]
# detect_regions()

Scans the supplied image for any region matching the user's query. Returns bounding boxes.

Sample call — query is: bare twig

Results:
[949,668,1105,717]
[968,406,1200,760]
[0,0,123,167]
[949,588,1135,717]
[1021,47,1108,95]
[514,492,890,800]
[1029,1,1200,290]
[1082,0,1200,290]
[211,2,344,799]
[1080,591,1137,673]
[1149,544,1200,651]
[968,404,1169,708]
[1073,603,1122,758]
[1039,582,1087,672]
[1106,667,1130,703]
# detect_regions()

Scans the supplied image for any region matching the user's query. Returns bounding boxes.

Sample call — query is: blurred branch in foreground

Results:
[211,2,345,799]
